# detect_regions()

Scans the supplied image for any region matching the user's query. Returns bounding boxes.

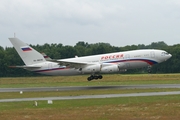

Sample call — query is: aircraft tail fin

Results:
[9,38,46,65]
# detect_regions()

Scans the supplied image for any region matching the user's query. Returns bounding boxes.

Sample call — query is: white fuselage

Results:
[30,49,172,76]
[8,37,172,79]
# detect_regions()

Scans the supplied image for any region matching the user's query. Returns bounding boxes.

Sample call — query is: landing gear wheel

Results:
[98,75,103,79]
[94,76,99,80]
[87,77,92,81]
[87,75,103,81]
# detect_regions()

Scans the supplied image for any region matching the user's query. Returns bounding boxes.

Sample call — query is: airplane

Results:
[9,37,172,81]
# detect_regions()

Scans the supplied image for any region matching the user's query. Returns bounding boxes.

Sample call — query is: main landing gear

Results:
[87,75,103,81]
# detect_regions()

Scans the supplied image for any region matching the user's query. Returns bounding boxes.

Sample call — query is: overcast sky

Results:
[1,0,180,48]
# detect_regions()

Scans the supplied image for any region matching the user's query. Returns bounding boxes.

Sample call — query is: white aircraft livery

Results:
[9,38,172,81]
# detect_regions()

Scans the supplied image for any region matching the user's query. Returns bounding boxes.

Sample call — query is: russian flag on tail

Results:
[21,46,32,52]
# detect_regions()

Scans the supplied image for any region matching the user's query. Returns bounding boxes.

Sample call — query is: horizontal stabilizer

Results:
[9,65,41,68]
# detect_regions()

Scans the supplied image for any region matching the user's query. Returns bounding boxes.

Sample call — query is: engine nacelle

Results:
[100,64,120,73]
[80,64,101,73]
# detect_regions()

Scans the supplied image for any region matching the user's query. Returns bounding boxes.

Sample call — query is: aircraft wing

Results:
[51,60,91,68]
[58,60,89,68]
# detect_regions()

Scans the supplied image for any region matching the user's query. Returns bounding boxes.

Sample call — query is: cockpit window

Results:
[161,52,169,56]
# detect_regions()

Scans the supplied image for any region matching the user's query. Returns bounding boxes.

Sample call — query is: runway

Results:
[0,84,180,102]
[0,91,180,102]
[1,84,180,92]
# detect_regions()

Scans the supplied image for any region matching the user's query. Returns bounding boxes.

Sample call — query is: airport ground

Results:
[0,74,180,120]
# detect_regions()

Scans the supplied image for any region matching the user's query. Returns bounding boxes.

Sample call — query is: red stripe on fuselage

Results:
[105,59,157,65]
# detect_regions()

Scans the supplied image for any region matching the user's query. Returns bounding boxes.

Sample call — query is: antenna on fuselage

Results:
[14,33,16,38]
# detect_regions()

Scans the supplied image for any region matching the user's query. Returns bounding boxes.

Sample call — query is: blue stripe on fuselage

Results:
[104,59,158,65]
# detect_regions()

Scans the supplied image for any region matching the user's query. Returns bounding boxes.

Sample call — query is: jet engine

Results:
[80,64,101,73]
[100,64,120,73]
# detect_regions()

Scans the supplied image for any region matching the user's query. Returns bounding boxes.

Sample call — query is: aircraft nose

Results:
[169,54,172,58]
[163,53,172,62]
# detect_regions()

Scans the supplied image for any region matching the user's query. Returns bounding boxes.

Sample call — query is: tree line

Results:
[0,41,179,77]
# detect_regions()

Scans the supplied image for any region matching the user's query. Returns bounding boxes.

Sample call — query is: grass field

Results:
[1,74,180,88]
[0,74,180,120]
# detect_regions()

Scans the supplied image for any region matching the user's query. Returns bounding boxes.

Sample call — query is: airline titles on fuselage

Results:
[100,54,124,61]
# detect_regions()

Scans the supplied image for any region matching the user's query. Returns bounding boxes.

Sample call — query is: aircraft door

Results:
[124,54,130,68]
